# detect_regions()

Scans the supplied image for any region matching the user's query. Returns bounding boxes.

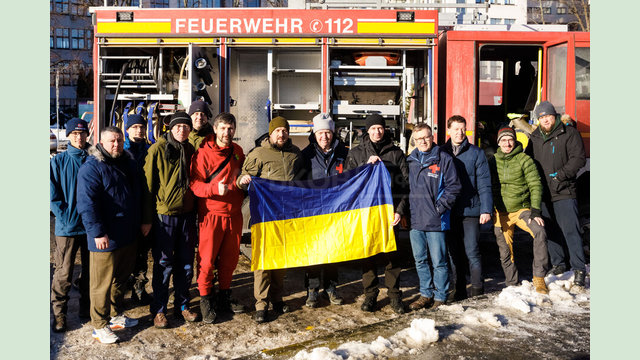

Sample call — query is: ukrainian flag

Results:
[249,163,397,271]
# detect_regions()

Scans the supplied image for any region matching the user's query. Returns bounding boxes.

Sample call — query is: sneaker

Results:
[180,308,199,322]
[431,300,446,309]
[360,294,377,312]
[389,297,406,315]
[323,287,344,305]
[52,314,67,333]
[272,301,290,314]
[532,276,549,295]
[306,289,319,308]
[409,296,434,311]
[109,314,139,330]
[547,264,567,276]
[253,310,267,324]
[92,326,119,344]
[153,312,168,329]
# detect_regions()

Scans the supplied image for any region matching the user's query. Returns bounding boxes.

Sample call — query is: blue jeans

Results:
[151,213,197,315]
[410,230,449,302]
[542,199,586,271]
[448,216,483,292]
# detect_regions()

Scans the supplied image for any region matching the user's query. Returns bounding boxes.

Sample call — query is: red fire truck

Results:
[89,6,590,161]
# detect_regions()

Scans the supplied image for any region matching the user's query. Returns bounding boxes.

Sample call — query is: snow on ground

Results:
[290,268,589,360]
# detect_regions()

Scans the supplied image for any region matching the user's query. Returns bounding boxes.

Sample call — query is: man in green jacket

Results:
[489,127,549,294]
[188,100,214,150]
[237,116,304,323]
[142,112,198,328]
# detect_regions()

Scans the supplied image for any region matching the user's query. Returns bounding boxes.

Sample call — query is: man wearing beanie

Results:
[526,101,587,291]
[344,114,409,314]
[489,126,549,294]
[50,118,91,332]
[123,114,153,305]
[77,126,140,343]
[188,100,214,150]
[237,115,304,323]
[300,113,348,308]
[142,111,199,328]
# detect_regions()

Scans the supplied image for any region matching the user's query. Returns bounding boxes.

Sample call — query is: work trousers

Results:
[51,235,90,317]
[197,213,242,296]
[151,213,197,315]
[447,215,484,294]
[254,269,287,311]
[542,199,587,272]
[131,230,152,287]
[494,209,548,286]
[361,250,402,299]
[89,242,136,329]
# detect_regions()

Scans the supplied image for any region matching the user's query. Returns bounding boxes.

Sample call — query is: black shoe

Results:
[361,294,378,312]
[272,301,290,314]
[306,289,319,308]
[52,314,67,333]
[573,270,586,287]
[547,264,568,276]
[200,295,216,324]
[253,310,267,323]
[323,287,344,305]
[217,289,246,314]
[131,288,153,306]
[389,297,406,315]
[469,286,484,297]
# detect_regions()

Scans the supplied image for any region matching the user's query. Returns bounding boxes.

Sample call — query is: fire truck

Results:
[89,5,590,161]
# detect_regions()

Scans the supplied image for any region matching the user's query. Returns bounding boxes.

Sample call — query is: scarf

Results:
[164,132,191,190]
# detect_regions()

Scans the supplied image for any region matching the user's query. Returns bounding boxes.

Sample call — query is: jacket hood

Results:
[88,145,133,162]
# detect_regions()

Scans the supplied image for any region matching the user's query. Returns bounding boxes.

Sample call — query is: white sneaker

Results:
[92,326,119,344]
[109,314,139,330]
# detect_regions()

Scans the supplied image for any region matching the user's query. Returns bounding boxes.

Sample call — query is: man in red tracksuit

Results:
[190,112,246,324]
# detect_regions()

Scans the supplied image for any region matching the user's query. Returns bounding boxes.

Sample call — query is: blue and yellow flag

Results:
[248,163,397,271]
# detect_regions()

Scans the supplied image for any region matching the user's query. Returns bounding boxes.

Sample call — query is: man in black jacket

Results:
[344,114,409,314]
[526,101,587,291]
[300,113,348,308]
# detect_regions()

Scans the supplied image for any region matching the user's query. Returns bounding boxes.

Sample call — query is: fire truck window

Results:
[479,60,503,106]
[576,47,590,100]
[547,44,567,114]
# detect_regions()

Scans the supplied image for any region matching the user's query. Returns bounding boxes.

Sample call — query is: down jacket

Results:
[407,145,461,231]
[344,133,409,216]
[50,144,89,236]
[526,119,586,202]
[76,146,140,252]
[489,142,542,214]
[442,138,493,217]
[190,135,246,218]
[301,132,349,180]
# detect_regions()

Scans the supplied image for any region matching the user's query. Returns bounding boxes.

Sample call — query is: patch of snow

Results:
[460,309,502,328]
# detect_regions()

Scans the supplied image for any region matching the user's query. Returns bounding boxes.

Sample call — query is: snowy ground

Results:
[50,216,589,359]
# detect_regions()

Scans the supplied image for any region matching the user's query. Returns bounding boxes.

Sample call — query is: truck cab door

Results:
[542,37,576,120]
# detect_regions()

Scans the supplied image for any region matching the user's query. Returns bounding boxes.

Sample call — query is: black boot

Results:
[200,295,216,324]
[217,289,246,314]
[573,270,586,287]
[469,286,484,297]
[132,281,152,305]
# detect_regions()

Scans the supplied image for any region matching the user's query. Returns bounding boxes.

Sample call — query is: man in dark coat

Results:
[77,126,140,344]
[442,115,493,300]
[50,118,91,332]
[344,114,409,314]
[407,123,461,310]
[300,113,348,308]
[526,101,587,291]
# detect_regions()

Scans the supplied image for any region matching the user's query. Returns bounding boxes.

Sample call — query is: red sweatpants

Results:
[197,214,242,296]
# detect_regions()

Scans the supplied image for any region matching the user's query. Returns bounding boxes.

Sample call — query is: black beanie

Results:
[188,100,212,118]
[168,111,193,130]
[125,114,146,130]
[365,114,385,131]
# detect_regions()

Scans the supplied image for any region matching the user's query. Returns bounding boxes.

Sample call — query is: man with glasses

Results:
[142,112,198,328]
[50,118,91,332]
[406,123,461,310]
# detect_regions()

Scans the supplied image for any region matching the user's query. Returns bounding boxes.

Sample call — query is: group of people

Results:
[50,99,587,344]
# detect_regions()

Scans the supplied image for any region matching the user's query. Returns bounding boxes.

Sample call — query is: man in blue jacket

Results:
[77,126,140,344]
[50,118,91,332]
[300,113,348,308]
[442,115,493,300]
[407,123,461,310]
[123,114,153,305]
